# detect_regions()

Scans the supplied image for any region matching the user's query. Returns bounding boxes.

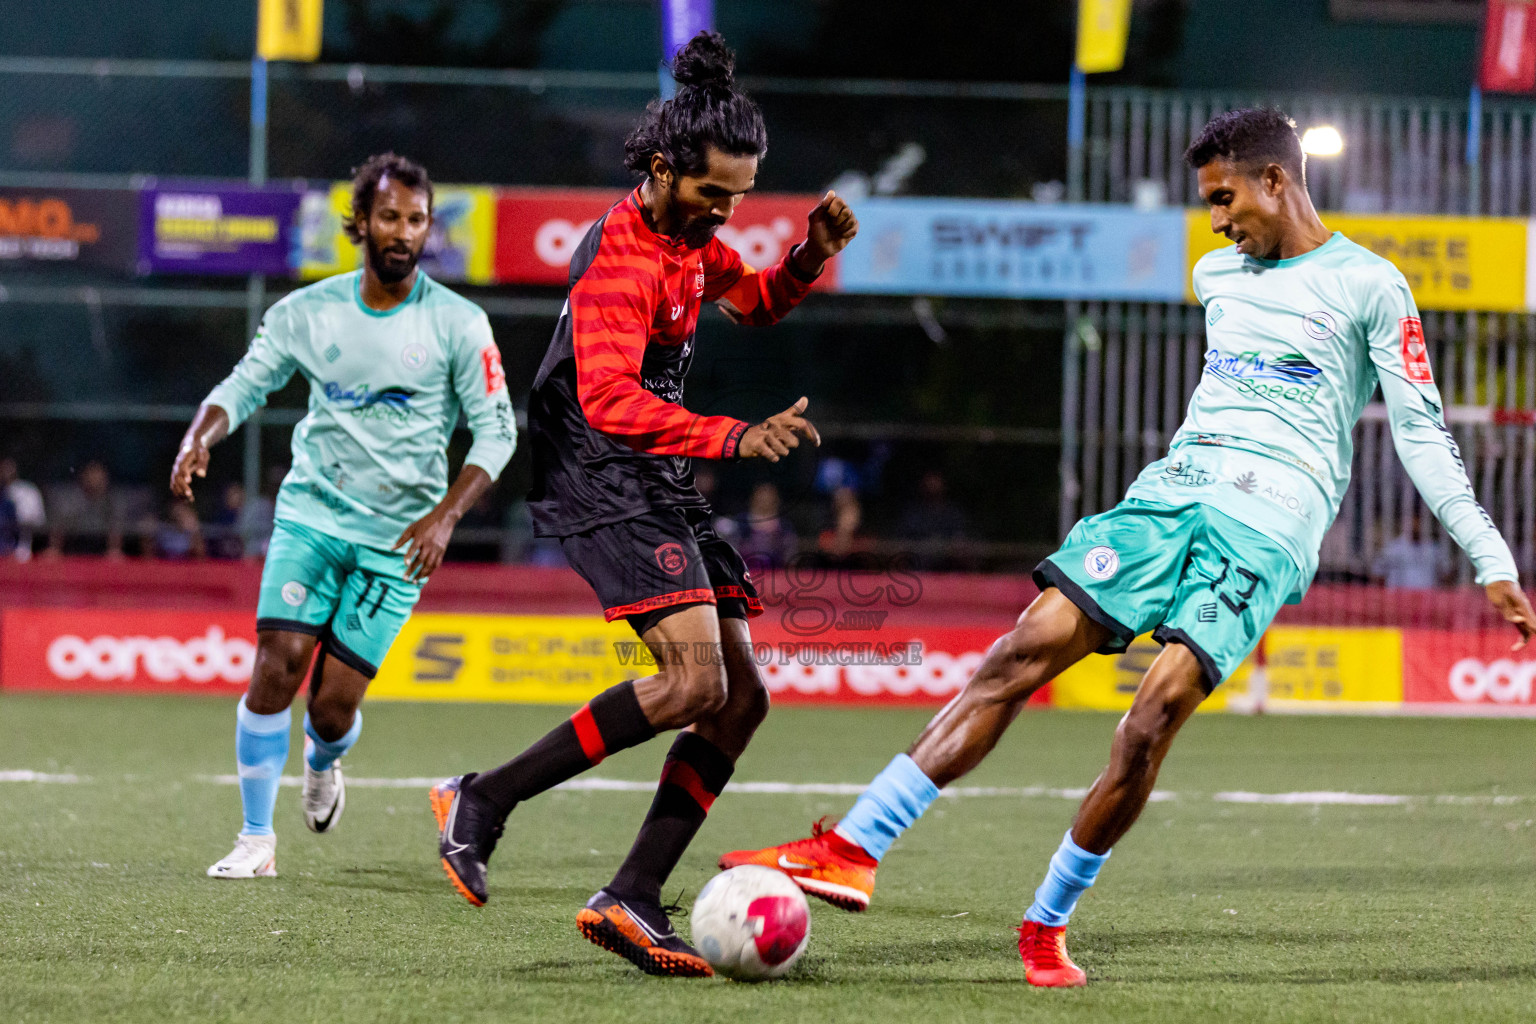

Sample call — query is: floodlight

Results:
[1301,126,1344,157]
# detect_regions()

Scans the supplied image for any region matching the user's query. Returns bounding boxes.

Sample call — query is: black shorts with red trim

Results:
[559,506,763,637]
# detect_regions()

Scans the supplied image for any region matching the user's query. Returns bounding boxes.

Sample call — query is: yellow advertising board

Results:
[370,613,641,704]
[258,0,323,62]
[297,182,495,284]
[1049,634,1243,713]
[1076,0,1132,74]
[1184,210,1529,312]
[1261,626,1403,707]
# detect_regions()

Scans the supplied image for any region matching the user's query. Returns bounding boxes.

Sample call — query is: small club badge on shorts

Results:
[281,581,308,606]
[1084,545,1119,581]
[655,542,688,576]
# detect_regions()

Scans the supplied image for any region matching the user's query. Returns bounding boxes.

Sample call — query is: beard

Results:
[670,179,726,249]
[365,234,422,284]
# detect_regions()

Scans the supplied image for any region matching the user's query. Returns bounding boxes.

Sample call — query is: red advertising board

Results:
[492,187,838,289]
[746,618,1048,707]
[1402,627,1536,711]
[1481,0,1536,94]
[1,608,256,695]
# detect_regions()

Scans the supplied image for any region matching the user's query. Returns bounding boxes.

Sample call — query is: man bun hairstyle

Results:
[623,31,768,179]
[1185,108,1306,186]
[346,152,434,243]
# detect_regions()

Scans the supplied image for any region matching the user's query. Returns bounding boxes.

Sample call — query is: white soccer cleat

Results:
[207,833,277,879]
[302,742,346,834]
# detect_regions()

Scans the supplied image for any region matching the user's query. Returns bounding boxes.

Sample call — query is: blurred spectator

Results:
[238,465,284,558]
[898,470,970,542]
[1,457,46,561]
[206,482,247,560]
[0,489,17,558]
[450,490,502,562]
[153,499,207,560]
[501,499,566,567]
[719,482,798,569]
[1371,513,1449,589]
[815,486,874,566]
[46,460,124,558]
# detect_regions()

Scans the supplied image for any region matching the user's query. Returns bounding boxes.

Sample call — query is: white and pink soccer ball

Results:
[691,865,811,981]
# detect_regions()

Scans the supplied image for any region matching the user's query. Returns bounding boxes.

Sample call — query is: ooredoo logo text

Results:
[1447,657,1536,704]
[45,627,255,684]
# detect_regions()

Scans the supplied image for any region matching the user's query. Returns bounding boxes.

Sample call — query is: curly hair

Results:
[345,152,433,243]
[622,31,767,179]
[1185,108,1306,185]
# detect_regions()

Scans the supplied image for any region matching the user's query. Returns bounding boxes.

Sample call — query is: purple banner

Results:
[661,0,714,61]
[138,185,302,276]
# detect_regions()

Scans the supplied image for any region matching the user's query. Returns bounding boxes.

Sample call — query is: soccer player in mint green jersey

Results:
[170,154,517,880]
[721,108,1536,985]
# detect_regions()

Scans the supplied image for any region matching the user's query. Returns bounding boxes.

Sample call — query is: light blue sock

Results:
[304,711,361,771]
[1024,830,1111,927]
[832,754,941,861]
[235,698,291,837]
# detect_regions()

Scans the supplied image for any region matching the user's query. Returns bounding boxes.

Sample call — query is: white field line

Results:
[3,770,1526,807]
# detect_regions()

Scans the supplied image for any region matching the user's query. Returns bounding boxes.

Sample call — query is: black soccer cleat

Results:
[576,889,714,977]
[429,773,503,907]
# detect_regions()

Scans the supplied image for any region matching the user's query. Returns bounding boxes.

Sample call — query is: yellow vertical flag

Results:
[1076,0,1131,74]
[258,0,324,62]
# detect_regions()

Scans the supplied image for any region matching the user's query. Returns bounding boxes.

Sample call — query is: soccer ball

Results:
[691,865,811,981]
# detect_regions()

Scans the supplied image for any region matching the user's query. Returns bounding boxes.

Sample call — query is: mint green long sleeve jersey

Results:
[204,271,517,552]
[1123,231,1517,602]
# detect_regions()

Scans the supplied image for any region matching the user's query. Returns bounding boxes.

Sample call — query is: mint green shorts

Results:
[255,519,422,677]
[1035,500,1302,692]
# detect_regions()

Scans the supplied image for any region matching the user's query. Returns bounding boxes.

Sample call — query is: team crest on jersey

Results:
[1302,310,1336,340]
[655,543,689,576]
[401,343,429,370]
[1083,545,1119,581]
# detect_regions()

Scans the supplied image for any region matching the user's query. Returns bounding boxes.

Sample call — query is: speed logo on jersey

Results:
[1083,545,1120,581]
[655,542,689,575]
[1399,317,1432,383]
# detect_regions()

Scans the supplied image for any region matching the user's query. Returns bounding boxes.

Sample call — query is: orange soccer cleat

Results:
[576,889,714,978]
[718,819,877,912]
[1017,919,1087,988]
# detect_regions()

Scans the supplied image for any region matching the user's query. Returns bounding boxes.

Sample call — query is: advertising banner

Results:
[1402,628,1536,712]
[139,185,302,276]
[367,611,1046,707]
[0,608,255,695]
[1186,211,1531,312]
[491,188,838,289]
[1481,0,1536,94]
[297,182,495,283]
[0,187,139,271]
[1262,626,1404,707]
[837,199,1187,300]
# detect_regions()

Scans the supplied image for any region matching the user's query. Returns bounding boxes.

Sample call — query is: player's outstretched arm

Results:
[392,464,493,582]
[1486,580,1536,651]
[711,192,858,326]
[170,403,230,501]
[735,396,821,463]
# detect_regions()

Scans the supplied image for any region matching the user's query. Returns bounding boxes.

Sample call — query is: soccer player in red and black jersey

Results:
[429,32,857,977]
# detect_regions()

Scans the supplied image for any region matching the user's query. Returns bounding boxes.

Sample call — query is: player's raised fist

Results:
[737,396,822,463]
[792,191,859,275]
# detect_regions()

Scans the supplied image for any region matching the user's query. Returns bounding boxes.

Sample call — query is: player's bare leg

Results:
[721,589,1110,909]
[208,630,317,879]
[1017,643,1207,988]
[581,614,770,977]
[300,653,371,834]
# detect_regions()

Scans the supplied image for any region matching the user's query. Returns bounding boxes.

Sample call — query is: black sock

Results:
[608,731,734,905]
[467,681,654,817]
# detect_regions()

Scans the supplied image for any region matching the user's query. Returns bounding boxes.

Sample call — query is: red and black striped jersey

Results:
[527,187,817,537]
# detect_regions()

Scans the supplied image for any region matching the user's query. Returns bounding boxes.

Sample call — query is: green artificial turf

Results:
[3,694,1535,1023]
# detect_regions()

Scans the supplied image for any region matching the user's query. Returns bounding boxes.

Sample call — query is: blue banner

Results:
[836,199,1187,301]
[661,0,714,60]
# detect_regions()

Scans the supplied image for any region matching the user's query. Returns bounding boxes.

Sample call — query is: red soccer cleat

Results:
[719,819,877,912]
[1018,919,1087,988]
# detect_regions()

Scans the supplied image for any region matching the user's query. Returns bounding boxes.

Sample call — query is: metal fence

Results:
[1061,301,1536,584]
[1085,87,1536,216]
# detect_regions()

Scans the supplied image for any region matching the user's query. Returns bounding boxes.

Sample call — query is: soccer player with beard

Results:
[173,154,516,880]
[429,32,857,977]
